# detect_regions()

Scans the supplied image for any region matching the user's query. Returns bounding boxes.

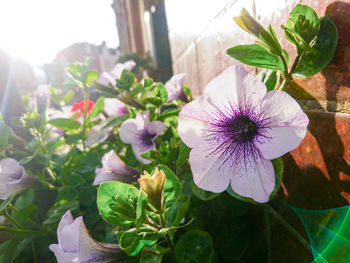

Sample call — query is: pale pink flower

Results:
[98,60,136,87]
[0,158,38,200]
[93,150,139,185]
[103,98,128,116]
[119,111,165,164]
[165,73,187,102]
[178,66,309,202]
[49,211,125,263]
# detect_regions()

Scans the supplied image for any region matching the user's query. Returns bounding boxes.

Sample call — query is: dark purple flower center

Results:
[141,131,156,146]
[205,103,271,169]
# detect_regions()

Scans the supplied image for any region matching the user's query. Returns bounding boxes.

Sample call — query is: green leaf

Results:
[43,200,79,225]
[269,157,284,200]
[85,70,99,85]
[63,90,74,104]
[258,25,282,55]
[0,195,14,214]
[282,26,311,54]
[0,234,34,263]
[118,227,161,256]
[191,182,220,201]
[117,70,135,90]
[136,191,147,228]
[264,70,280,91]
[155,165,181,208]
[176,141,190,166]
[97,181,139,227]
[87,96,104,122]
[139,253,163,263]
[175,230,214,263]
[285,4,320,45]
[226,44,285,71]
[166,194,190,228]
[293,16,338,78]
[48,118,81,130]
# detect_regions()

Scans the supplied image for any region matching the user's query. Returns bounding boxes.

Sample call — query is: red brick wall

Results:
[165,0,350,207]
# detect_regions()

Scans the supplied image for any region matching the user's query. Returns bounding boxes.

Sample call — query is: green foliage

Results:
[293,16,338,78]
[48,118,81,130]
[97,181,139,227]
[175,230,214,263]
[226,44,285,71]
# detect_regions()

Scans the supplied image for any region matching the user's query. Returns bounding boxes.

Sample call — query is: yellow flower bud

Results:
[138,168,166,211]
[234,8,265,38]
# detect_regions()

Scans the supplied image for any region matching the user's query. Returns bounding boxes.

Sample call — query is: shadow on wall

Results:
[281,1,350,210]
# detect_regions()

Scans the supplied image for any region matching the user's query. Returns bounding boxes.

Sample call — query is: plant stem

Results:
[82,87,89,151]
[263,204,312,253]
[0,225,41,234]
[158,213,175,250]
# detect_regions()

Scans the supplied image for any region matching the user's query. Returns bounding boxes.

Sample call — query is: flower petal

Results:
[98,72,116,87]
[132,143,155,164]
[49,244,78,263]
[189,144,231,193]
[230,158,275,203]
[119,119,139,144]
[147,121,165,136]
[104,98,127,116]
[258,90,309,159]
[178,96,215,148]
[59,216,81,253]
[204,66,266,109]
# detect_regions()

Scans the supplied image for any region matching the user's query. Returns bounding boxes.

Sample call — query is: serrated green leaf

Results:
[226,44,284,71]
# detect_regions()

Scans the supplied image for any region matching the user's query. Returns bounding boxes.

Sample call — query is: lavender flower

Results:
[119,111,165,164]
[93,150,139,185]
[0,158,38,200]
[103,98,128,116]
[49,210,126,263]
[165,73,187,102]
[98,60,136,87]
[178,66,309,202]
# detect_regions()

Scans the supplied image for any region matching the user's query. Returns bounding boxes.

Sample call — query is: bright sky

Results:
[0,0,119,65]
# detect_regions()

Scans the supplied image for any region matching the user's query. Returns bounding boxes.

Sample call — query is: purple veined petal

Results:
[230,157,275,203]
[49,244,78,263]
[98,72,116,87]
[147,121,165,137]
[103,98,127,116]
[189,143,231,193]
[93,151,139,185]
[178,96,216,148]
[50,210,126,263]
[132,142,155,164]
[257,90,309,159]
[0,158,38,200]
[78,220,123,263]
[59,216,81,253]
[119,118,140,144]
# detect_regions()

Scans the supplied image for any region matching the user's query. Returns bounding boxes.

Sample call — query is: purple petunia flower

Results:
[0,158,38,200]
[98,60,136,87]
[178,66,309,202]
[93,150,139,185]
[165,73,187,102]
[103,98,128,116]
[49,210,126,263]
[119,111,165,164]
